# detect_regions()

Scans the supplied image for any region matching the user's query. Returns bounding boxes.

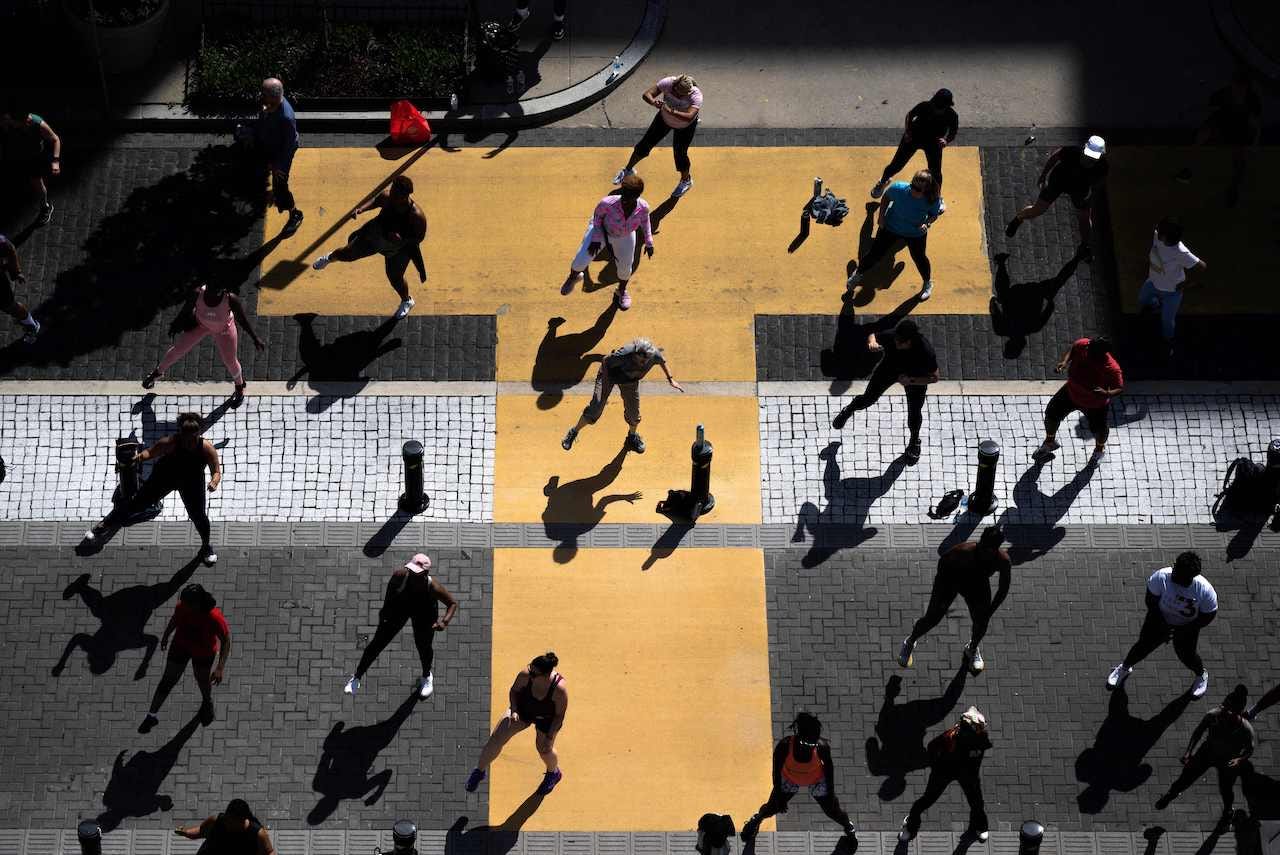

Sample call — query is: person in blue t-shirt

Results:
[847,169,945,301]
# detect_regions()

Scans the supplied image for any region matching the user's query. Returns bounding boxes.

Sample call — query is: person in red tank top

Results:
[1033,336,1124,464]
[741,712,857,843]
[140,583,231,734]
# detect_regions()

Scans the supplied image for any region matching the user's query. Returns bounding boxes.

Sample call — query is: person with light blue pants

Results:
[1139,217,1206,353]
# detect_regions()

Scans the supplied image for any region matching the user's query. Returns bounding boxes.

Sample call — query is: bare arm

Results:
[663,102,700,122]
[430,577,459,629]
[508,672,529,719]
[641,83,662,108]
[38,119,61,168]
[137,435,176,464]
[351,189,388,219]
[175,816,217,839]
[1249,684,1280,720]
[258,827,276,855]
[548,682,569,735]
[228,295,265,349]
[991,559,1011,612]
[659,361,683,392]
[211,623,231,684]
[1038,148,1064,185]
[203,440,222,492]
[1183,714,1212,758]
[1054,345,1074,373]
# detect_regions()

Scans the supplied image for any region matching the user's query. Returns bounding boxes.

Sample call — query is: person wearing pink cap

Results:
[344,553,458,699]
[1005,135,1109,260]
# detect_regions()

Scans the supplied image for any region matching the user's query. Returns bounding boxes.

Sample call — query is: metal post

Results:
[813,177,823,199]
[77,821,102,855]
[689,424,715,520]
[392,819,418,854]
[967,439,1001,516]
[1019,821,1044,855]
[399,441,430,513]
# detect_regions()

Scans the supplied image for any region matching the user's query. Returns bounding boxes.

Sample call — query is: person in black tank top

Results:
[85,412,222,566]
[465,652,568,796]
[175,798,276,854]
[343,553,459,700]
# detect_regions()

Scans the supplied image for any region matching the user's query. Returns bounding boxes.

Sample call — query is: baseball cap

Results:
[961,706,987,729]
[1083,135,1106,160]
[405,553,432,574]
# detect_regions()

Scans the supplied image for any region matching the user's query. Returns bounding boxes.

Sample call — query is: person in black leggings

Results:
[871,88,958,196]
[832,320,939,465]
[344,553,458,699]
[1032,336,1124,463]
[466,651,568,795]
[84,411,221,566]
[613,75,702,198]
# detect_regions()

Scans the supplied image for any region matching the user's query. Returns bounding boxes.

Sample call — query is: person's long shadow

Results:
[542,444,639,563]
[0,145,265,376]
[1073,398,1148,441]
[52,558,201,679]
[287,313,403,413]
[866,666,969,801]
[1241,762,1280,820]
[793,441,908,568]
[1075,687,1194,814]
[849,202,907,307]
[307,693,420,825]
[445,793,547,855]
[96,714,201,831]
[530,304,617,410]
[363,509,416,558]
[650,195,681,234]
[989,252,1081,358]
[821,293,922,396]
[642,504,696,571]
[939,457,1099,562]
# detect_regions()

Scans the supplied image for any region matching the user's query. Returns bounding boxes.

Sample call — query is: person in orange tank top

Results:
[740,712,857,843]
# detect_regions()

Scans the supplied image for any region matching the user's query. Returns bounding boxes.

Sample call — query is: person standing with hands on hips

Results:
[871,88,958,197]
[611,74,702,198]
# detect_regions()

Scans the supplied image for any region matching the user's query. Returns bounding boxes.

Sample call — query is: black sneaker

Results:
[36,202,53,227]
[1005,216,1021,238]
[905,440,921,464]
[199,700,215,726]
[561,427,578,451]
[138,713,159,734]
[200,545,218,566]
[740,815,762,842]
[832,405,853,430]
[551,18,566,39]
[281,209,304,236]
[627,432,646,454]
[62,573,91,600]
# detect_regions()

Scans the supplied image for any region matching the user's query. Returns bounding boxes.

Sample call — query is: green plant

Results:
[67,0,164,26]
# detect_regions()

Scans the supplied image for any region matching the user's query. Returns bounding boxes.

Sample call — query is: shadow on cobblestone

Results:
[0,145,264,378]
[308,693,420,825]
[1074,687,1193,814]
[821,294,921,396]
[531,304,617,409]
[287,313,403,409]
[990,252,1082,358]
[542,445,639,563]
[445,794,546,855]
[866,668,969,801]
[793,442,907,567]
[96,714,200,831]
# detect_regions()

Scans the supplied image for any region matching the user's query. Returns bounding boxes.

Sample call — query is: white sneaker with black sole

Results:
[344,675,360,695]
[418,672,434,698]
[1107,663,1132,690]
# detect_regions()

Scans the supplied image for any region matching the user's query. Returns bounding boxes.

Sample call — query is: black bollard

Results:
[398,441,430,514]
[77,820,102,855]
[1019,821,1044,855]
[689,424,716,521]
[392,819,418,854]
[967,439,1001,516]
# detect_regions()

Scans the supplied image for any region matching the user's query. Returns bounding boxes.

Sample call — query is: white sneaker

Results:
[919,280,934,301]
[1033,439,1061,461]
[312,254,331,270]
[673,177,693,197]
[898,637,915,668]
[847,272,864,288]
[418,672,434,698]
[1192,670,1209,698]
[1107,663,1131,690]
[964,642,985,673]
[612,167,633,184]
[394,297,415,320]
[344,675,360,695]
[976,831,989,842]
[200,547,218,567]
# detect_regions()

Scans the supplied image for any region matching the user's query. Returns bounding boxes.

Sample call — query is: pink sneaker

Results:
[616,290,632,310]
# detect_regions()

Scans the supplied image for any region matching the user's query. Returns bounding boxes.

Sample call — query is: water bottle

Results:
[449,93,459,112]
[813,177,823,198]
[608,55,623,82]
[1024,122,1037,145]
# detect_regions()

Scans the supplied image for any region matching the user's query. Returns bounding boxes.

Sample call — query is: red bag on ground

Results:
[390,100,431,144]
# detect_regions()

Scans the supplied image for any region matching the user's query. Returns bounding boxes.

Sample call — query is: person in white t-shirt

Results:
[1107,552,1217,698]
[1137,217,1207,350]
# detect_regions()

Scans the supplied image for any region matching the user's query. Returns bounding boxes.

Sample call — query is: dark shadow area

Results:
[363,509,416,558]
[642,515,695,571]
[465,28,554,108]
[787,207,811,254]
[530,304,617,409]
[1241,762,1280,820]
[375,138,430,161]
[989,252,1081,359]
[939,457,1099,561]
[542,444,638,564]
[307,693,419,825]
[96,714,201,831]
[792,442,908,568]
[865,666,969,801]
[649,195,681,234]
[820,293,922,396]
[287,314,403,413]
[849,203,907,308]
[1075,687,1194,814]
[132,391,235,443]
[0,145,265,377]
[445,791,547,855]
[1073,399,1148,440]
[52,558,200,679]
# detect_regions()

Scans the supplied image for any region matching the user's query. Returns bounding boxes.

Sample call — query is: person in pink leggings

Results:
[144,283,265,405]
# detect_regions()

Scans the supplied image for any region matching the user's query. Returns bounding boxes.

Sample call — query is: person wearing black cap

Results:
[898,526,1010,673]
[871,89,958,198]
[831,319,939,464]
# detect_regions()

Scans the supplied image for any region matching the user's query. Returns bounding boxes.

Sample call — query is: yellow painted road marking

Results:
[488,547,774,831]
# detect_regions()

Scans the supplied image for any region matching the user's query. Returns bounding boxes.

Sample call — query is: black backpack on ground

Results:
[1214,457,1279,519]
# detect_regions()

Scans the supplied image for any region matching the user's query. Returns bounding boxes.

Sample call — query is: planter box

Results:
[63,0,171,74]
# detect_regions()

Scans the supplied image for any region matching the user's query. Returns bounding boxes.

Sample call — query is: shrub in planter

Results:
[66,0,163,26]
[63,0,172,73]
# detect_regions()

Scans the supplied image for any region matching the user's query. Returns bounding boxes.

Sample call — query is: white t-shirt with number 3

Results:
[1148,567,1218,626]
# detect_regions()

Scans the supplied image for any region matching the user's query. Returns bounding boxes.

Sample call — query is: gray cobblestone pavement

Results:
[760,393,1280,526]
[0,395,495,522]
[0,548,492,831]
[764,546,1280,833]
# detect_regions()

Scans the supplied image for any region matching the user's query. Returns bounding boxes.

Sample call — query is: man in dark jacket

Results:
[871,88,958,196]
[253,77,304,236]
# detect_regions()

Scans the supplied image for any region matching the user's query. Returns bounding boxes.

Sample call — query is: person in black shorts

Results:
[0,233,40,344]
[0,103,62,226]
[343,553,458,700]
[831,319,939,464]
[899,526,1011,673]
[1006,136,1108,259]
[83,412,222,566]
[174,799,276,854]
[311,174,427,321]
[465,651,568,795]
[871,88,958,196]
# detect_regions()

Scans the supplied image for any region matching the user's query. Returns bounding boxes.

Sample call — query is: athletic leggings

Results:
[355,612,436,678]
[881,135,945,189]
[103,468,210,546]
[631,112,698,174]
[1162,745,1240,811]
[1122,610,1204,675]
[911,575,993,645]
[754,785,853,830]
[158,323,243,385]
[858,227,931,282]
[1044,385,1108,444]
[906,765,987,832]
[840,369,928,443]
